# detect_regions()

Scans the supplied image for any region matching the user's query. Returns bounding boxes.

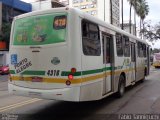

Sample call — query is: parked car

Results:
[0,65,9,75]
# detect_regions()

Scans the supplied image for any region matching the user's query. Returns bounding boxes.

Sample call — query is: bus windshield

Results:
[13,13,67,45]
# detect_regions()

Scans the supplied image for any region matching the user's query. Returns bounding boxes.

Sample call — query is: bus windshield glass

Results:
[13,13,67,45]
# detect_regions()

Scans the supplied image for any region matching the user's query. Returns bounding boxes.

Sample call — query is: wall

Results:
[0,0,32,12]
[31,0,52,11]
[0,51,9,65]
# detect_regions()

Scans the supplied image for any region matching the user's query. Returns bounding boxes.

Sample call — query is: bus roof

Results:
[13,7,148,45]
[13,7,69,20]
[69,7,148,44]
[80,10,148,45]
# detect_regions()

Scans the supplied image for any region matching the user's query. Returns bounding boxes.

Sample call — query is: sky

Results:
[145,0,160,49]
[121,0,160,48]
[21,0,160,48]
[122,0,160,23]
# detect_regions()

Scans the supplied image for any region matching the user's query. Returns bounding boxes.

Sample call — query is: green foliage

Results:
[152,48,160,54]
[141,21,160,42]
[126,0,149,33]
[136,0,149,20]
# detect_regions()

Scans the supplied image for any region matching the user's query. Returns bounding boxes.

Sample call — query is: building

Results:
[31,0,66,11]
[0,0,32,29]
[71,0,120,27]
[71,0,97,16]
[0,0,32,50]
[31,0,120,27]
[0,0,32,65]
[121,22,136,36]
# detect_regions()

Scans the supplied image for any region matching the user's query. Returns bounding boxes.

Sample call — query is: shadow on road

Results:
[0,75,8,82]
[25,97,118,120]
[22,80,149,120]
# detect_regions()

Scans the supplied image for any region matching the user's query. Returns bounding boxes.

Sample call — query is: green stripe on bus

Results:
[61,71,81,76]
[103,67,112,71]
[21,71,45,75]
[10,70,15,74]
[82,68,103,75]
[61,67,112,76]
[10,70,45,75]
[10,66,112,76]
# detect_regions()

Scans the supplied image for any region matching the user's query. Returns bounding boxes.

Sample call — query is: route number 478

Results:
[47,70,60,76]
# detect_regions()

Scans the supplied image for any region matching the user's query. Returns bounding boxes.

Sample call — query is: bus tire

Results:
[117,75,125,98]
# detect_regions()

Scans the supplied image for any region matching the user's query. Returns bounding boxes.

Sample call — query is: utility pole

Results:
[121,0,123,30]
[104,0,105,22]
[134,0,136,36]
[110,0,113,24]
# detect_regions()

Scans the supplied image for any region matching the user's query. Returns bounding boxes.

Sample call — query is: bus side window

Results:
[124,36,130,57]
[82,20,101,56]
[143,44,147,57]
[116,33,123,56]
[138,42,144,57]
[82,22,88,37]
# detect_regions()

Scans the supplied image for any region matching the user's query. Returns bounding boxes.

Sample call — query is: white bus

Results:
[153,53,160,68]
[9,7,150,102]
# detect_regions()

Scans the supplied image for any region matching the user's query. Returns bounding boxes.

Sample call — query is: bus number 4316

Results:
[47,70,60,76]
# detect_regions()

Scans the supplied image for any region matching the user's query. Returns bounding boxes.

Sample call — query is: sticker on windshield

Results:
[53,15,67,29]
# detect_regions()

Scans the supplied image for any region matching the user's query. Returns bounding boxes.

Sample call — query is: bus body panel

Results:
[9,7,150,102]
[9,8,83,101]
[10,44,72,89]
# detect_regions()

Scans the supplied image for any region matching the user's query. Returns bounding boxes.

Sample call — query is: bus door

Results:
[102,34,112,95]
[131,42,136,83]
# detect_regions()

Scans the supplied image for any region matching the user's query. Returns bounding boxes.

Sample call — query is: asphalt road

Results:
[0,68,160,120]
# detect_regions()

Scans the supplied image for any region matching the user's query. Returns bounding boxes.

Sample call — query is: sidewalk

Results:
[0,75,8,82]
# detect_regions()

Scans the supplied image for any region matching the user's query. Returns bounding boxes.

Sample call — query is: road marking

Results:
[0,98,41,112]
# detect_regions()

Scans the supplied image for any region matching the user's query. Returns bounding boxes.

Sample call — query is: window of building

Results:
[2,5,26,22]
[123,36,130,57]
[79,0,84,3]
[90,4,94,8]
[82,20,101,56]
[116,33,123,56]
[91,11,97,15]
[81,5,86,9]
[73,0,78,3]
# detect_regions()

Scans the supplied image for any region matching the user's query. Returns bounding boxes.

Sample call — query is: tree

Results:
[136,0,149,38]
[141,21,160,42]
[152,48,160,54]
[127,0,138,33]
[127,0,149,36]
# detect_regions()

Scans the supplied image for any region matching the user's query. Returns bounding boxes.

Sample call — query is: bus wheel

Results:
[117,75,125,98]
